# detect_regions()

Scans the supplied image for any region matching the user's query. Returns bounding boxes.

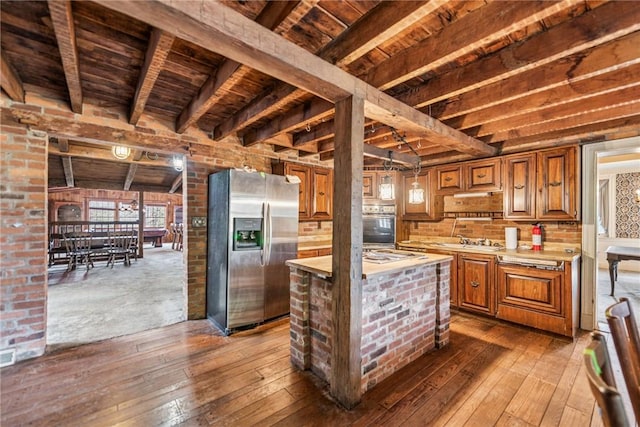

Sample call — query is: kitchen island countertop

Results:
[286,252,453,279]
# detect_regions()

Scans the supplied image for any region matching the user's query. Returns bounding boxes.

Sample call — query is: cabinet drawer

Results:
[497,265,563,315]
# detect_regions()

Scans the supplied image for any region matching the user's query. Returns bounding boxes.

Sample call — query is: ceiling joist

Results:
[0,51,24,103]
[61,156,74,187]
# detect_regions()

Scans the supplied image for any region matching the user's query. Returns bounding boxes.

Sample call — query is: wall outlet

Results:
[192,217,206,228]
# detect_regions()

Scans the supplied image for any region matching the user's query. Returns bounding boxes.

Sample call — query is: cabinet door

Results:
[496,264,563,316]
[458,254,495,315]
[466,158,502,191]
[537,147,578,220]
[285,164,311,219]
[362,171,377,199]
[401,171,442,220]
[435,164,463,194]
[503,153,536,220]
[311,167,332,219]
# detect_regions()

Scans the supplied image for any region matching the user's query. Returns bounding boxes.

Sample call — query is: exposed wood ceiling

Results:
[2,0,639,193]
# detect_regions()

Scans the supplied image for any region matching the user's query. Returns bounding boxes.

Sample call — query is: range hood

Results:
[443,192,503,218]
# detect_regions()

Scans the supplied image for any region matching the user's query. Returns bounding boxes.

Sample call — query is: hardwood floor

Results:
[0,312,615,426]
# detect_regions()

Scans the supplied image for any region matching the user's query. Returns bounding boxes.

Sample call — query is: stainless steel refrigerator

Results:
[207,169,299,335]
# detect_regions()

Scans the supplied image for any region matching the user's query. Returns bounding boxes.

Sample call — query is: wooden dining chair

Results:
[606,298,640,420]
[106,231,135,268]
[62,231,94,271]
[583,331,630,427]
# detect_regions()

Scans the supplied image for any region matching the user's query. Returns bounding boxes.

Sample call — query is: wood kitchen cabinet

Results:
[503,145,579,221]
[458,253,495,315]
[496,259,579,337]
[435,158,501,194]
[401,170,442,220]
[362,171,377,199]
[273,162,333,221]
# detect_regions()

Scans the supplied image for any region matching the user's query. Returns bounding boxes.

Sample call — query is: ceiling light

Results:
[408,163,424,205]
[173,156,184,172]
[379,151,395,201]
[112,146,131,160]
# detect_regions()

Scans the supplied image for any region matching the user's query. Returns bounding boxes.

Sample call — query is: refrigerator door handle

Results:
[264,202,272,264]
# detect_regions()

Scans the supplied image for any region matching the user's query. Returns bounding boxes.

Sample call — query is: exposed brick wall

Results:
[408,218,581,246]
[0,123,48,362]
[290,260,451,394]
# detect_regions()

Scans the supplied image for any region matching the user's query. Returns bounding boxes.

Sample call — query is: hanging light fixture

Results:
[408,162,424,204]
[112,145,131,160]
[172,155,184,172]
[379,151,395,201]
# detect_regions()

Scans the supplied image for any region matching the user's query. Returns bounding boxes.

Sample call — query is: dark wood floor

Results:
[0,312,615,426]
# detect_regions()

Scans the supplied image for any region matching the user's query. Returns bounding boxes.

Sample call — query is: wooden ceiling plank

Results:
[175,1,299,133]
[169,173,182,194]
[123,163,138,191]
[130,29,175,124]
[475,85,640,138]
[399,1,640,109]
[214,0,448,142]
[366,0,580,91]
[487,101,640,143]
[61,156,74,187]
[0,51,25,102]
[447,63,640,131]
[47,0,83,113]
[433,31,640,121]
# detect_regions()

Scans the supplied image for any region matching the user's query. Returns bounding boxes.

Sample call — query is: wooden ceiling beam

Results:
[130,29,175,124]
[123,163,138,191]
[61,157,74,187]
[48,143,175,167]
[0,51,24,102]
[363,144,419,167]
[92,1,495,156]
[366,0,580,91]
[474,86,640,139]
[399,1,640,109]
[432,32,640,121]
[175,1,300,133]
[57,137,69,153]
[169,173,182,194]
[213,0,448,141]
[47,0,83,113]
[499,115,640,153]
[486,101,640,143]
[48,178,173,193]
[447,64,640,131]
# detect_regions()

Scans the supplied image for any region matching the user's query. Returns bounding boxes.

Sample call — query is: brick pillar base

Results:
[289,268,311,369]
[435,262,451,348]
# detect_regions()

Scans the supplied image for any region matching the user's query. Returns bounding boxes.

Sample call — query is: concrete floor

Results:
[47,243,186,350]
[596,268,640,331]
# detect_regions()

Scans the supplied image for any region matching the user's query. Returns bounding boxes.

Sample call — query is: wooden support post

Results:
[331,95,364,408]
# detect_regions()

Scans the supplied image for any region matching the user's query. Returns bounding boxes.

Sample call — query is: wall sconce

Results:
[112,145,131,160]
[408,163,424,204]
[172,155,184,172]
[378,151,395,201]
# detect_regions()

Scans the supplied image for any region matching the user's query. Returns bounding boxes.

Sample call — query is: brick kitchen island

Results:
[286,252,453,394]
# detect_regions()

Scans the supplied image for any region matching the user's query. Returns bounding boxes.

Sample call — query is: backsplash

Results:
[298,220,333,242]
[407,218,581,246]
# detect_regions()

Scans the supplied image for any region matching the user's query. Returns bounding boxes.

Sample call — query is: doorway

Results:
[581,136,640,331]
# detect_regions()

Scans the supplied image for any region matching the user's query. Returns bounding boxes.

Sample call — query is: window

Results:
[145,205,166,228]
[89,200,115,222]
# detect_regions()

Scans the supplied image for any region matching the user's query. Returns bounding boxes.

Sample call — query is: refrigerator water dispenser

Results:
[233,218,262,250]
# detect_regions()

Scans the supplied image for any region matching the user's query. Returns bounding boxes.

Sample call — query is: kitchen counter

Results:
[397,239,581,262]
[286,251,453,279]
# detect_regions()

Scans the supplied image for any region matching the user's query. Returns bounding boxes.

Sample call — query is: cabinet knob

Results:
[444,177,452,182]
[470,280,480,288]
[549,181,561,187]
[319,192,325,196]
[514,184,525,190]
[476,173,486,178]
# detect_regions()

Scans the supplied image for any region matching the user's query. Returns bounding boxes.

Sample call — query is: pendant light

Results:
[379,152,395,201]
[408,162,424,204]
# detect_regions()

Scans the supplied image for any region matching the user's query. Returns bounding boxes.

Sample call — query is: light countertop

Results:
[286,252,453,279]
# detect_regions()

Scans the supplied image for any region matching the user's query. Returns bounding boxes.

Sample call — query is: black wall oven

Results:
[363,204,396,248]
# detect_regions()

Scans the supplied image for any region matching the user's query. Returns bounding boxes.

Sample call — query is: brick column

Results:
[0,123,48,362]
[289,267,311,369]
[435,261,451,348]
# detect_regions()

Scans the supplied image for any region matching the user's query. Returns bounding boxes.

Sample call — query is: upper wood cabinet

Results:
[435,158,501,194]
[401,170,442,221]
[273,162,332,221]
[503,146,579,221]
[362,171,377,199]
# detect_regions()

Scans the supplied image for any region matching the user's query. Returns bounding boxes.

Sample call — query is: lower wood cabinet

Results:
[458,253,495,315]
[496,262,578,337]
